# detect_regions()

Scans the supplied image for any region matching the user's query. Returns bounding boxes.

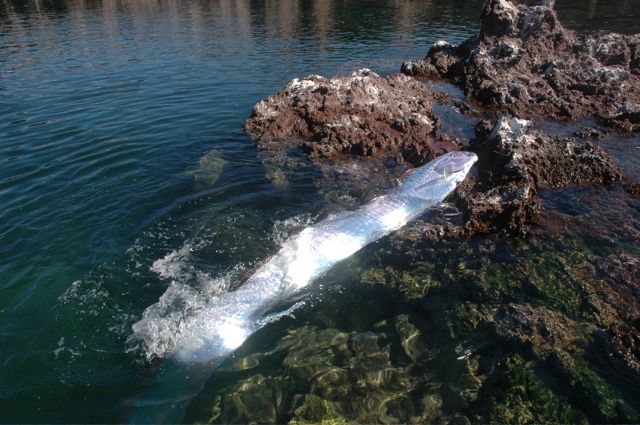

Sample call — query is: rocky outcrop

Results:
[402,0,640,131]
[244,69,456,165]
[455,117,621,235]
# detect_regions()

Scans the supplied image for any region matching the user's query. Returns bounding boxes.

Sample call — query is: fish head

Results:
[399,150,477,201]
[432,151,478,185]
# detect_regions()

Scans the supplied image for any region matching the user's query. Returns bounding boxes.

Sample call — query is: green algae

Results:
[207,374,295,424]
[289,394,347,425]
[486,355,588,424]
[551,350,639,422]
[359,266,442,300]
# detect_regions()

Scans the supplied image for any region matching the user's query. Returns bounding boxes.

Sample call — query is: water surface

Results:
[1,0,639,422]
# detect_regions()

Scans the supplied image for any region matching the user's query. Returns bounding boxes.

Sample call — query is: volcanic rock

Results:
[610,318,640,373]
[455,117,621,235]
[244,69,457,165]
[402,0,640,131]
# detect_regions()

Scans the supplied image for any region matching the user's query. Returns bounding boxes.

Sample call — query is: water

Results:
[0,0,639,423]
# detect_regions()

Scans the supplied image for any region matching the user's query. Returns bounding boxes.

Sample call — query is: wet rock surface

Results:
[402,0,640,131]
[454,117,621,236]
[245,69,456,165]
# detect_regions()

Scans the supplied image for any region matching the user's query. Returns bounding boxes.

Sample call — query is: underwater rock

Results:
[574,127,605,140]
[485,354,589,424]
[245,69,457,165]
[313,156,411,210]
[395,315,426,362]
[455,117,621,235]
[202,320,442,424]
[402,0,640,131]
[493,304,584,356]
[208,374,292,424]
[288,394,346,425]
[186,149,227,187]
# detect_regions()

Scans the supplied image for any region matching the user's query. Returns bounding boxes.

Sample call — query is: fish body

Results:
[166,150,478,363]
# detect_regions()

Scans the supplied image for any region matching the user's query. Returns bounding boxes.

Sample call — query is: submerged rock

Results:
[186,149,227,187]
[245,69,457,165]
[493,304,584,355]
[402,0,640,131]
[197,318,452,424]
[289,394,346,425]
[207,374,292,424]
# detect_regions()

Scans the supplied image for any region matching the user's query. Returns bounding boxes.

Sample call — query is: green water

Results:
[1,0,639,422]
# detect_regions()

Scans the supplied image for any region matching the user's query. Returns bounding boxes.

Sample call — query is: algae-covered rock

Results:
[485,355,589,425]
[192,182,639,424]
[208,374,292,424]
[359,265,443,301]
[493,304,587,356]
[288,394,347,425]
[610,317,640,372]
[186,149,227,187]
[549,350,638,422]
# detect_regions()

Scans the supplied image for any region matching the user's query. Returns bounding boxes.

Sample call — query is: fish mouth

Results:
[436,151,478,178]
[447,151,478,173]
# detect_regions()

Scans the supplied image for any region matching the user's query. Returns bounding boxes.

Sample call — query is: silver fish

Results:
[167,151,476,363]
[128,150,477,422]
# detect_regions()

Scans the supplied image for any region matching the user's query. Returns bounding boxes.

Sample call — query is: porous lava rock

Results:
[455,117,621,235]
[402,0,640,131]
[244,69,456,165]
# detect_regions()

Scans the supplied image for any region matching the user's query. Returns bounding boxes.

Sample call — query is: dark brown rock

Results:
[244,69,458,166]
[245,67,622,239]
[611,318,640,373]
[624,182,640,197]
[574,127,605,140]
[402,0,640,131]
[455,117,621,235]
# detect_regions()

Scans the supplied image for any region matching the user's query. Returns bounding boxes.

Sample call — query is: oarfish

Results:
[160,151,476,363]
